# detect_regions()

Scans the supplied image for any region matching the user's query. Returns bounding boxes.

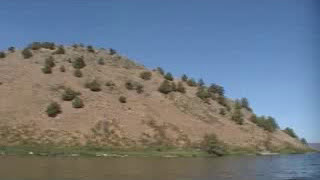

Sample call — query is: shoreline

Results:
[0,145,315,158]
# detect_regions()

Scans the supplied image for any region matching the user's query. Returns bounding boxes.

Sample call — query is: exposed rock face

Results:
[0,45,307,151]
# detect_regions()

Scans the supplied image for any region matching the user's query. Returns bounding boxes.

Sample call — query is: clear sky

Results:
[0,0,319,142]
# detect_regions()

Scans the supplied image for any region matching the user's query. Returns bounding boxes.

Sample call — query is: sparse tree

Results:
[301,138,308,145]
[164,72,174,81]
[8,47,15,53]
[231,102,244,125]
[187,78,197,87]
[196,87,210,100]
[109,48,117,55]
[181,74,188,82]
[87,45,95,53]
[283,127,298,138]
[198,78,205,87]
[157,67,165,75]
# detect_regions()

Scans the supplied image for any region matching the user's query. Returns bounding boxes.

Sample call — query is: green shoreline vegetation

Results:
[0,145,315,158]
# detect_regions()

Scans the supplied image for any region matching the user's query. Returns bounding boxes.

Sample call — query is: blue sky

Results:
[0,0,319,142]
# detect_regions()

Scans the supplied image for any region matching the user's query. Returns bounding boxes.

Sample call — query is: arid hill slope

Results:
[0,44,307,152]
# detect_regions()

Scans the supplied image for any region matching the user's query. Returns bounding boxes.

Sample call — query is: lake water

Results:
[0,153,319,180]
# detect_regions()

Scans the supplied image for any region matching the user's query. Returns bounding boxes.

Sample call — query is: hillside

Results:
[0,43,309,155]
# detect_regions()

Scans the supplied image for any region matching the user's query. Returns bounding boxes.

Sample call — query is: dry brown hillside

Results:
[0,43,307,152]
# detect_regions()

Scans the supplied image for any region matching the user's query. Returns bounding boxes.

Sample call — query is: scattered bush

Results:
[8,47,15,53]
[62,88,79,101]
[72,97,84,108]
[73,69,83,77]
[283,127,298,138]
[181,74,188,82]
[46,102,62,117]
[157,67,165,75]
[29,42,55,50]
[72,56,86,69]
[0,52,5,58]
[164,72,174,81]
[97,58,105,65]
[250,114,279,132]
[60,65,66,72]
[240,97,252,111]
[54,45,65,54]
[42,65,52,74]
[196,87,211,100]
[136,84,144,94]
[198,78,205,87]
[105,80,115,87]
[158,80,173,94]
[231,102,244,125]
[22,48,33,59]
[85,80,101,92]
[171,82,177,91]
[125,80,135,90]
[201,134,225,156]
[301,138,308,145]
[208,83,225,96]
[45,56,55,68]
[119,96,127,103]
[176,82,186,93]
[219,108,226,116]
[187,78,197,87]
[109,48,117,55]
[87,45,95,53]
[140,71,152,80]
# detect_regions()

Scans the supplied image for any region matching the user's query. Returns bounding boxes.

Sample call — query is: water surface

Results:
[0,153,319,180]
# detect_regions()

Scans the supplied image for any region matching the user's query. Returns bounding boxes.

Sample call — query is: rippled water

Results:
[0,153,319,180]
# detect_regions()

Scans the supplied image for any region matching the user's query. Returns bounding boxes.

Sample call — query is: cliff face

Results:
[0,45,307,152]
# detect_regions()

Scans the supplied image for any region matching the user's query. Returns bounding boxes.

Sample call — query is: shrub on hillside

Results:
[119,96,127,103]
[29,42,55,50]
[164,72,174,81]
[283,127,298,138]
[250,115,279,132]
[181,74,188,82]
[97,58,105,65]
[136,83,144,94]
[158,80,173,94]
[0,52,5,58]
[72,97,84,108]
[198,78,205,87]
[240,97,252,111]
[125,80,144,93]
[54,45,65,54]
[85,80,101,92]
[219,108,226,116]
[41,65,52,74]
[22,48,33,59]
[105,80,115,87]
[301,138,308,145]
[140,71,152,80]
[231,102,244,125]
[208,83,225,96]
[46,102,62,117]
[186,78,197,87]
[72,56,86,69]
[157,67,165,75]
[8,47,15,53]
[196,87,211,100]
[125,80,135,90]
[62,88,80,101]
[201,134,225,156]
[176,82,186,93]
[87,45,95,53]
[45,56,55,68]
[73,69,83,78]
[59,65,66,72]
[109,48,117,55]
